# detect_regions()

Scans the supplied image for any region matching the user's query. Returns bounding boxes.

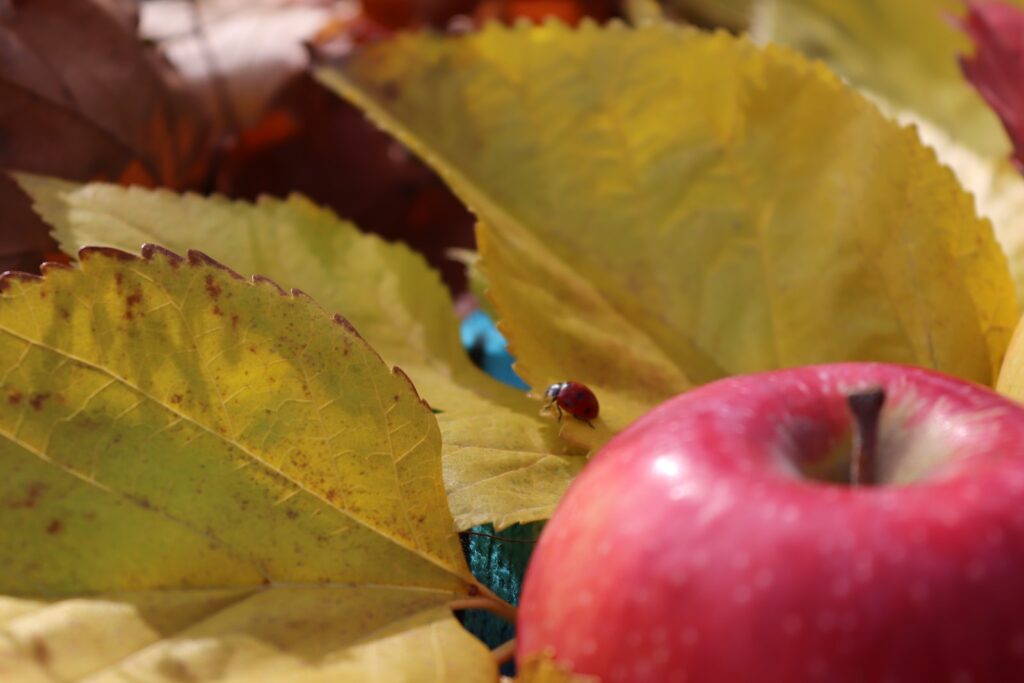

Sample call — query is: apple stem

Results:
[847,387,886,486]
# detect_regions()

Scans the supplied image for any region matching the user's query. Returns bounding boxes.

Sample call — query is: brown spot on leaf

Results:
[9,482,44,509]
[212,305,222,316]
[45,519,63,534]
[286,509,298,519]
[157,656,196,682]
[231,314,239,330]
[204,274,221,300]
[29,393,50,411]
[29,637,50,666]
[8,390,22,405]
[115,272,123,287]
[125,290,143,320]
[171,394,183,404]
[467,584,480,596]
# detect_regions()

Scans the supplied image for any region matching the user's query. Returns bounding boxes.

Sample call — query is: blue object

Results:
[460,310,529,390]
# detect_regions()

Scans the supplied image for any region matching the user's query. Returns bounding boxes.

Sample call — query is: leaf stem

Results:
[450,595,518,625]
[492,638,517,666]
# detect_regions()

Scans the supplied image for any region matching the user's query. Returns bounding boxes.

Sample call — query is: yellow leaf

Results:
[317,23,1018,448]
[0,247,497,681]
[899,115,1024,307]
[662,0,752,30]
[750,0,1024,312]
[0,588,496,682]
[998,317,1024,399]
[752,0,1020,158]
[19,175,585,530]
[514,650,599,682]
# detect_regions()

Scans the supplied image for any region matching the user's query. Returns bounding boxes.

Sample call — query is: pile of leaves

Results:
[4,0,1024,680]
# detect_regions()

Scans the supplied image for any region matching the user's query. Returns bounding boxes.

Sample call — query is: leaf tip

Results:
[78,246,139,263]
[141,243,185,268]
[252,274,288,296]
[187,249,244,280]
[392,365,424,401]
[0,271,43,293]
[39,261,72,275]
[332,312,360,335]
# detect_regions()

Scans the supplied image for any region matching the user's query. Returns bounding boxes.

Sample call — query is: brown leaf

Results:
[0,0,210,272]
[216,72,476,294]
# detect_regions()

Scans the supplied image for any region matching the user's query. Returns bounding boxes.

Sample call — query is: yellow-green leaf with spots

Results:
[0,247,500,681]
[317,23,1018,451]
[18,174,585,531]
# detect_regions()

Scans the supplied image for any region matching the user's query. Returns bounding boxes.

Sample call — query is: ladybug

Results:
[544,381,599,428]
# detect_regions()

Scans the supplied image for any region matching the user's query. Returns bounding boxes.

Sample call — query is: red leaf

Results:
[960,1,1024,171]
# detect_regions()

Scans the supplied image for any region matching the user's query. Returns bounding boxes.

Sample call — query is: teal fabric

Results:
[461,522,544,675]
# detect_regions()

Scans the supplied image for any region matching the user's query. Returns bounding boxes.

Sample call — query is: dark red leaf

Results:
[0,0,211,272]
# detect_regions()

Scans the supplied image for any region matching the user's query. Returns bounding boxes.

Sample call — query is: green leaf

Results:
[316,23,1018,449]
[0,247,497,681]
[19,175,585,530]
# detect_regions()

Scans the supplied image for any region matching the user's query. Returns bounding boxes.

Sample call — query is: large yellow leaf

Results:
[317,23,1018,447]
[0,247,498,681]
[753,0,1018,157]
[19,175,585,530]
[896,114,1024,306]
[753,0,1024,304]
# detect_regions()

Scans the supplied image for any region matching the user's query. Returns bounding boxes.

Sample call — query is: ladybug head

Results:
[545,382,567,399]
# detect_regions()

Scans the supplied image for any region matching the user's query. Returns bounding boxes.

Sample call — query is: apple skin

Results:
[517,363,1024,682]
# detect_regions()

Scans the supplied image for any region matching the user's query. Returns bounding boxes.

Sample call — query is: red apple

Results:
[517,363,1024,682]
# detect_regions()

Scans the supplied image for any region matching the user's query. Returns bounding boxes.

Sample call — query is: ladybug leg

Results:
[584,419,595,429]
[554,403,563,422]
